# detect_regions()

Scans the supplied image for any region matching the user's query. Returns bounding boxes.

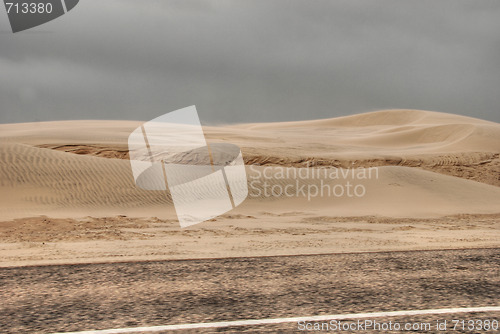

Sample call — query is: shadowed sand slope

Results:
[0,109,499,220]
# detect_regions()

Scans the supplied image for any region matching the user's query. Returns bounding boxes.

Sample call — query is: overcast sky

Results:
[1,0,499,124]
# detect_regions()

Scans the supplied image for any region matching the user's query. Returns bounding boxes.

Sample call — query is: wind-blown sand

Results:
[0,109,498,266]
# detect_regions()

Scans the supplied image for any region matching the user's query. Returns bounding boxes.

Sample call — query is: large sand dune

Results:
[0,109,498,220]
[0,109,498,266]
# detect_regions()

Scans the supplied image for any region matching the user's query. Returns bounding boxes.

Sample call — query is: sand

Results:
[0,109,498,267]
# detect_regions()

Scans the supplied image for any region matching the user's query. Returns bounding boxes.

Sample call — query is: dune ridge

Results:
[0,109,498,221]
[1,109,499,266]
[16,109,499,187]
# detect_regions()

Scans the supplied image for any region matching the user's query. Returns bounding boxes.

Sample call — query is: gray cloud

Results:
[1,0,499,124]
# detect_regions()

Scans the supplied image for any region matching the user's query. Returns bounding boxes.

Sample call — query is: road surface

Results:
[1,248,499,333]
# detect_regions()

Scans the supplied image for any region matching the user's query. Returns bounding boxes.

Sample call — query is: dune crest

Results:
[1,109,499,266]
[0,109,499,220]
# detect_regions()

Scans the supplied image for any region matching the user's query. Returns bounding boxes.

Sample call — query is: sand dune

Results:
[247,165,500,218]
[1,141,499,220]
[227,110,499,160]
[0,109,498,220]
[2,109,498,185]
[0,109,499,266]
[0,142,169,219]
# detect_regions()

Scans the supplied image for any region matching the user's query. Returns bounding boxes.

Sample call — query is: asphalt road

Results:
[1,248,499,333]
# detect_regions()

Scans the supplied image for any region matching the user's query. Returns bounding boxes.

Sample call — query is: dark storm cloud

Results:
[0,0,499,124]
